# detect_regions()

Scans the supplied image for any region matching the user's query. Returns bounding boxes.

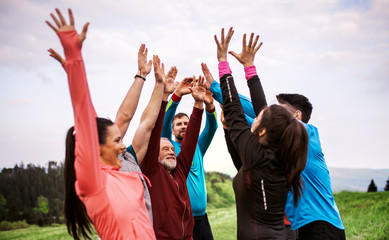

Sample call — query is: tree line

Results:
[367,178,389,192]
[0,162,64,226]
[0,161,388,227]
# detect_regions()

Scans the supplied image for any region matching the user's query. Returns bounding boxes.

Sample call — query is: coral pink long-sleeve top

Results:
[59,30,155,240]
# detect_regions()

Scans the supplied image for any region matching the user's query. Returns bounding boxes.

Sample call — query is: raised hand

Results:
[153,55,165,83]
[204,89,214,107]
[201,63,214,89]
[214,27,234,62]
[46,8,89,46]
[48,48,65,65]
[138,44,152,79]
[229,32,263,67]
[164,66,179,95]
[190,76,206,103]
[174,77,193,97]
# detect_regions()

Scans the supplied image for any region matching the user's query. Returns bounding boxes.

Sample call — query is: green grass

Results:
[335,191,389,240]
[0,225,98,240]
[1,184,388,239]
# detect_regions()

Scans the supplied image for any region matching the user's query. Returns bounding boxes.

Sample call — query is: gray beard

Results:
[160,159,177,171]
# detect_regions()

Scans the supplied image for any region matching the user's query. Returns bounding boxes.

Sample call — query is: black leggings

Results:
[298,220,346,240]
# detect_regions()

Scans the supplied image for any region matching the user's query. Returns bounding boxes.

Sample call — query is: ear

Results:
[294,110,302,121]
[259,128,266,137]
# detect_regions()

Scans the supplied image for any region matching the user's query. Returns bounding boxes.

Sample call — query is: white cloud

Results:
[0,0,388,170]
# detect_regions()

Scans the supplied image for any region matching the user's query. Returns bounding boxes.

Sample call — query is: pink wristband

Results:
[244,65,257,80]
[218,61,232,78]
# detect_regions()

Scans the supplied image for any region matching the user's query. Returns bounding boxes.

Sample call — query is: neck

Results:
[100,157,122,169]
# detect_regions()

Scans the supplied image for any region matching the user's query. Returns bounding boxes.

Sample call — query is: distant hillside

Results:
[205,167,389,193]
[329,168,389,192]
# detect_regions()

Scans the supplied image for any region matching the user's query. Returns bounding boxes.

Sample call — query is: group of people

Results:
[46,8,345,240]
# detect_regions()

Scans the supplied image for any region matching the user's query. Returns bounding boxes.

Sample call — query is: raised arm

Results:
[46,9,101,196]
[216,27,266,170]
[161,77,192,140]
[115,44,152,138]
[197,89,218,155]
[229,32,266,115]
[220,109,241,170]
[177,76,205,176]
[140,56,175,176]
[132,64,178,164]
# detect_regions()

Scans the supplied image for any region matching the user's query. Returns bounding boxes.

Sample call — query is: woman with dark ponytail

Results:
[47,9,156,240]
[215,27,308,239]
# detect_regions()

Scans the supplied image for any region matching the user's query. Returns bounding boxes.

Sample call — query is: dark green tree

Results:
[367,179,377,192]
[384,177,389,191]
[0,194,8,221]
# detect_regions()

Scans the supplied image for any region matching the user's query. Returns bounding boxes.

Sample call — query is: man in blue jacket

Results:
[161,77,218,240]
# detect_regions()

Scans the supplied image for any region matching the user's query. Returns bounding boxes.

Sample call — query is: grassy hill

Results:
[0,172,388,239]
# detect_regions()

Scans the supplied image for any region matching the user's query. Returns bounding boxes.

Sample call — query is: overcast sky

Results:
[0,0,388,174]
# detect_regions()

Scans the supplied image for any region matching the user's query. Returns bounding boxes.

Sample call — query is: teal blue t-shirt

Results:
[285,122,344,230]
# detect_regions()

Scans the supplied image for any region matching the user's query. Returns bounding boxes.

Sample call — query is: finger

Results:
[147,60,152,67]
[153,55,159,70]
[167,67,173,77]
[139,44,145,55]
[145,46,148,56]
[248,33,254,48]
[81,22,89,38]
[201,63,209,74]
[221,28,225,43]
[252,35,259,49]
[226,27,234,43]
[161,63,165,74]
[199,75,204,86]
[172,66,178,78]
[55,8,67,26]
[254,42,263,54]
[214,35,222,48]
[68,9,74,26]
[50,13,61,28]
[48,49,64,63]
[46,21,58,32]
[242,33,247,48]
[228,51,239,59]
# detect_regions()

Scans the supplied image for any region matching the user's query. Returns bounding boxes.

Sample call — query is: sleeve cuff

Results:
[244,65,257,80]
[171,93,182,102]
[218,61,232,78]
[206,107,215,113]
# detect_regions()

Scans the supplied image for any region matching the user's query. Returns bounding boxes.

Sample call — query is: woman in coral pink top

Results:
[46,9,156,240]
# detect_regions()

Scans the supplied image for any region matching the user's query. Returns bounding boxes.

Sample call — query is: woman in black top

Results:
[215,27,308,239]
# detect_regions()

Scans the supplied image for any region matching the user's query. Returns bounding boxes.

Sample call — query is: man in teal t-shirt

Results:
[161,78,217,240]
[278,93,346,240]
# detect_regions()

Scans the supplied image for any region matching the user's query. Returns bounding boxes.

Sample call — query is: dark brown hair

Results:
[64,117,114,239]
[276,93,313,123]
[256,105,308,206]
[172,112,189,128]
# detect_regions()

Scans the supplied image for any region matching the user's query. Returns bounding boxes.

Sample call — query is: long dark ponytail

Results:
[279,118,308,206]
[257,105,308,206]
[64,118,114,239]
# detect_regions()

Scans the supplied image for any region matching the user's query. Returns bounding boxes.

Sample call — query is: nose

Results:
[120,141,126,151]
